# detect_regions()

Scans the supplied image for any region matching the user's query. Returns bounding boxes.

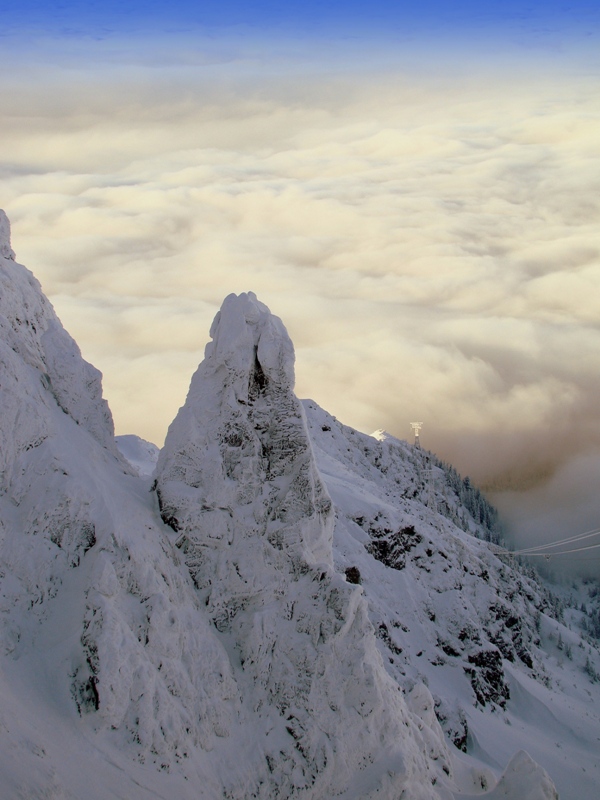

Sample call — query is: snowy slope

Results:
[0,210,583,798]
[302,402,600,800]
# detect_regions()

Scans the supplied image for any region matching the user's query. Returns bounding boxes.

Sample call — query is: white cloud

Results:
[1,30,599,565]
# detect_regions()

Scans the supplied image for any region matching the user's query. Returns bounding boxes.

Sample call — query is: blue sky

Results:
[3,1,599,38]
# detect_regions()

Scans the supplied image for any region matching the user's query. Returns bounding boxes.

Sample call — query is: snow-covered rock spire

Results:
[156,291,333,576]
[0,223,576,799]
[0,216,240,777]
[155,291,447,798]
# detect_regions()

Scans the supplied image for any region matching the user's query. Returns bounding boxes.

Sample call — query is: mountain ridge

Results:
[2,210,597,798]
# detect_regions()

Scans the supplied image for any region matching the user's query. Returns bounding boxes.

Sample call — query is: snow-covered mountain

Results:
[1,209,598,799]
[303,405,600,799]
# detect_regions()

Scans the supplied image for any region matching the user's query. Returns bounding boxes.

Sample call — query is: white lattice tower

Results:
[410,422,423,447]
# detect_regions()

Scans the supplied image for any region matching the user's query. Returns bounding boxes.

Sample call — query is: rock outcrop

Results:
[155,291,446,798]
[0,212,239,786]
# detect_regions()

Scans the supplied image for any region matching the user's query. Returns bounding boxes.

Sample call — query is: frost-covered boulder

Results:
[155,291,447,798]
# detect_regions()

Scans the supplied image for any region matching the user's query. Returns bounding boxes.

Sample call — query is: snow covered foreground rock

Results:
[0,209,590,798]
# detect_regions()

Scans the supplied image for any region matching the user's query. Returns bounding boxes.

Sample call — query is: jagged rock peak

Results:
[155,293,446,798]
[0,222,125,651]
[206,290,295,393]
[0,209,16,260]
[156,290,332,570]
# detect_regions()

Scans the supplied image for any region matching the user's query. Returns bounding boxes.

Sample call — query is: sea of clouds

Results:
[1,28,599,573]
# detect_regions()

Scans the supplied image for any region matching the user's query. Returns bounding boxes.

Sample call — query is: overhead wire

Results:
[513,543,600,558]
[491,527,600,559]
[512,528,600,555]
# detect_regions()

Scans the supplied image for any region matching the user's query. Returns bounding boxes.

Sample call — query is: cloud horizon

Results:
[2,16,599,574]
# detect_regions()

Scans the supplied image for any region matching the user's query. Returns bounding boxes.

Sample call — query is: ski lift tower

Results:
[410,422,423,448]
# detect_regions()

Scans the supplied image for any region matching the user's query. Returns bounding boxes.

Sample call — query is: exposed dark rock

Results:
[465,649,509,708]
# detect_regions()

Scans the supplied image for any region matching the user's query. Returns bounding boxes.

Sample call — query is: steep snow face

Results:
[155,292,447,799]
[0,212,117,464]
[0,224,240,789]
[0,223,121,636]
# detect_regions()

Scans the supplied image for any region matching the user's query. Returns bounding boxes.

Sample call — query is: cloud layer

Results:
[2,30,599,570]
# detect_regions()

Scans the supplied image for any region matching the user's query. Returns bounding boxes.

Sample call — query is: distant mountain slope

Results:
[116,433,160,476]
[303,401,600,799]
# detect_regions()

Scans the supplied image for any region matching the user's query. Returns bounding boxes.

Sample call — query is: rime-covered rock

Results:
[155,291,446,798]
[156,292,332,571]
[0,212,241,789]
[0,212,117,469]
[0,215,122,632]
